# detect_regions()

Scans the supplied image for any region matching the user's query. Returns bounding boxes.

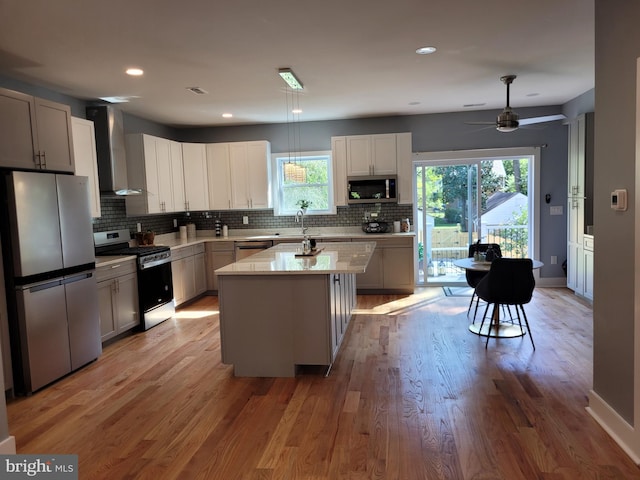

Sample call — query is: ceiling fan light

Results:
[496,109,519,132]
[496,124,519,133]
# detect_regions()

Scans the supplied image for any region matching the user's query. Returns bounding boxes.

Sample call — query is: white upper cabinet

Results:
[206,143,233,210]
[182,142,209,212]
[331,136,348,206]
[245,141,270,209]
[395,132,413,205]
[228,140,270,209]
[169,140,186,211]
[0,87,74,172]
[71,116,101,218]
[346,133,397,176]
[125,134,176,214]
[334,132,412,205]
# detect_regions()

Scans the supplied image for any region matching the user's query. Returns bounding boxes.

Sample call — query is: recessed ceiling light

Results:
[526,93,540,97]
[415,46,437,55]
[408,101,421,106]
[292,109,302,114]
[125,67,144,76]
[222,113,233,118]
[463,103,487,108]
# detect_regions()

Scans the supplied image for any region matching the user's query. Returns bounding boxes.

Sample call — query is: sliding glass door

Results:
[414,149,537,286]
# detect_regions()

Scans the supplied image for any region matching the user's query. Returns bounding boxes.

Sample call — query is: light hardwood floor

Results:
[6,287,640,479]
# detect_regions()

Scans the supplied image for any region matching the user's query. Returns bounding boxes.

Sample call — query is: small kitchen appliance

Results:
[362,221,390,233]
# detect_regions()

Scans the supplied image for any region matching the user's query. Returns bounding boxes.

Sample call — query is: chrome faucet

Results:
[296,209,308,235]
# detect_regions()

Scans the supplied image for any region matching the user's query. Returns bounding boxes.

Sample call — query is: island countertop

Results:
[215,241,376,276]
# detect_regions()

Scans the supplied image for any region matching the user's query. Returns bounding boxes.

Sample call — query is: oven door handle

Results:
[139,257,172,270]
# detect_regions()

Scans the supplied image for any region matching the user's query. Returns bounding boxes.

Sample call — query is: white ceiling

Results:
[0,0,594,128]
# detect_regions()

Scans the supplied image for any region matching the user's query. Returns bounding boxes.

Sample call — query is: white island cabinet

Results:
[216,242,375,377]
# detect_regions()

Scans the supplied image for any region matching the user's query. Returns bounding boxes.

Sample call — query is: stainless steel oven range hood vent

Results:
[85,105,141,196]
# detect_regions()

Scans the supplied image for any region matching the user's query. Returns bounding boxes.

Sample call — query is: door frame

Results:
[412,146,541,286]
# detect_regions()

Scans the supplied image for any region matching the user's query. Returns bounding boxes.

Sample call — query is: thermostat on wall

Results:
[611,189,628,211]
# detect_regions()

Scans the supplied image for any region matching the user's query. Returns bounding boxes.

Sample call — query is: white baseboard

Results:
[587,389,640,464]
[0,435,16,454]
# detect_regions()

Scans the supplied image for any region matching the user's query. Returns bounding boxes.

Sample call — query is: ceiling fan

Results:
[467,75,566,132]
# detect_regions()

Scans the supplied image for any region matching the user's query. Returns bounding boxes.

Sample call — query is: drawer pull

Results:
[110,264,121,269]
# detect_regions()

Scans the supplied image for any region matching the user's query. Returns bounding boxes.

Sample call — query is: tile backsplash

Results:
[92,196,413,236]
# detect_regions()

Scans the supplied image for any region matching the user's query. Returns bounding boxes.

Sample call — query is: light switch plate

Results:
[550,205,563,215]
[242,216,249,225]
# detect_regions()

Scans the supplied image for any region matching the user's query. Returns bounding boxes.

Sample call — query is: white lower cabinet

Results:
[583,235,594,301]
[355,237,415,293]
[172,244,206,306]
[97,259,139,342]
[206,241,235,292]
[330,273,356,359]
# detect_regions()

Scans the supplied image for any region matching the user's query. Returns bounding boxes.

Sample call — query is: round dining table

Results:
[453,257,544,338]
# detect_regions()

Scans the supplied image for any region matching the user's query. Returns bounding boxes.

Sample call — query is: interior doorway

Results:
[413,148,539,286]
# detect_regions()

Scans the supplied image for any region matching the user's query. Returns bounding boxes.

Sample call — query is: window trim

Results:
[271,150,335,216]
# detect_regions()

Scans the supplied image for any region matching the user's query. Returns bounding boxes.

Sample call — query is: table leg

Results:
[468,303,526,338]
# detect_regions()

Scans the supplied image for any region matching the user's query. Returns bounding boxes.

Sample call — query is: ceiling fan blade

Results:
[519,114,566,126]
[464,121,496,125]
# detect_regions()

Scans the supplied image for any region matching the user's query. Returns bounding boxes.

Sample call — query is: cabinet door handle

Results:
[41,151,46,169]
[110,264,121,269]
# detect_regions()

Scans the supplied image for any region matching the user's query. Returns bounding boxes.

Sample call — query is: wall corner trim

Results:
[587,389,640,464]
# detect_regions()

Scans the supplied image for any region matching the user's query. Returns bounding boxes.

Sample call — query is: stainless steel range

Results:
[94,229,175,331]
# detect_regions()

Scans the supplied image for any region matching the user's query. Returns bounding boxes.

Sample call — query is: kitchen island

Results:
[216,241,376,377]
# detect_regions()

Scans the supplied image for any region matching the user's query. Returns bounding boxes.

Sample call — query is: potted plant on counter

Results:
[296,199,312,213]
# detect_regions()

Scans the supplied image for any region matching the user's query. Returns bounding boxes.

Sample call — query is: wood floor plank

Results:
[5,287,640,479]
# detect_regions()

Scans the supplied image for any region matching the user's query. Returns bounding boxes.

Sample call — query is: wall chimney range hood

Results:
[85,105,141,196]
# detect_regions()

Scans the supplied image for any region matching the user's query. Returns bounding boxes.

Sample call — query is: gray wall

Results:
[592,0,638,424]
[177,106,569,279]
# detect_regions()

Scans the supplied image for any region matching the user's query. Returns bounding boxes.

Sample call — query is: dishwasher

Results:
[234,240,273,261]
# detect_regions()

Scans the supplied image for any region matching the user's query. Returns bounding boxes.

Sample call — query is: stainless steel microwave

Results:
[347,175,397,204]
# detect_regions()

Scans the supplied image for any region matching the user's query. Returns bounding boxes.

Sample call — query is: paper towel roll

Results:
[187,223,196,238]
[393,221,401,233]
[179,226,187,240]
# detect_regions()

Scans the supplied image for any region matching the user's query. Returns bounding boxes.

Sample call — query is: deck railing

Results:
[423,224,528,277]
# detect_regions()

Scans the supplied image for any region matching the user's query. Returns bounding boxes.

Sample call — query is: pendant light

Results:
[280,68,306,183]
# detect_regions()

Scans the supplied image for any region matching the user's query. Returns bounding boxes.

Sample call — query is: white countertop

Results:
[215,241,376,276]
[153,228,414,248]
[95,228,413,268]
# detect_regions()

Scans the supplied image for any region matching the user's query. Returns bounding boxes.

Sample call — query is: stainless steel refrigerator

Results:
[1,171,101,394]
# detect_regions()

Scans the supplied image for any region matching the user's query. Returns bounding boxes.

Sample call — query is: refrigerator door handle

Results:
[62,272,94,285]
[21,278,63,293]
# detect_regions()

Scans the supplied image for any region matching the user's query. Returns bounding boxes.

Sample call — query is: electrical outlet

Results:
[173,218,177,228]
[136,222,142,232]
[242,216,249,225]
[551,255,558,265]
